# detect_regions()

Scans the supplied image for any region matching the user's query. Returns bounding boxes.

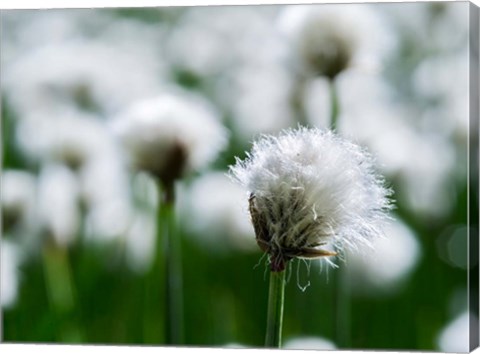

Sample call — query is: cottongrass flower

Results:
[111,91,228,193]
[111,90,228,344]
[230,127,391,347]
[230,127,392,272]
[3,36,165,118]
[278,4,394,79]
[16,110,112,170]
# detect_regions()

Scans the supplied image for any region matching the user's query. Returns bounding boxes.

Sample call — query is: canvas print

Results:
[1,1,478,352]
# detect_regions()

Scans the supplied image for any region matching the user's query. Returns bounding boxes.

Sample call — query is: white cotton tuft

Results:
[230,127,392,271]
[278,4,394,79]
[111,91,228,181]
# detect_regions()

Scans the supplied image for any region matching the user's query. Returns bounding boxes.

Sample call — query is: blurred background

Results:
[0,2,476,352]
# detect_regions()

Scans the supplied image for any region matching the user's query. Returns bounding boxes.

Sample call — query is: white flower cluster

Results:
[3,15,165,118]
[230,127,392,271]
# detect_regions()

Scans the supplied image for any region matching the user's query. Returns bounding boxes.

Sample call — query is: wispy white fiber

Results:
[230,127,392,267]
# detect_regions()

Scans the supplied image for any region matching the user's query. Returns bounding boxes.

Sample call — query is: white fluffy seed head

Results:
[111,91,228,183]
[230,127,392,271]
[278,4,394,79]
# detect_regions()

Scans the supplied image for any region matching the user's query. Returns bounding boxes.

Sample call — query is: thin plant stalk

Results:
[144,217,165,343]
[328,77,350,348]
[334,264,350,347]
[42,241,83,342]
[265,269,286,348]
[158,182,184,345]
[329,79,340,131]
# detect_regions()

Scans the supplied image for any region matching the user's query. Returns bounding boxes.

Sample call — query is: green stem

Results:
[334,267,350,348]
[42,243,75,313]
[159,182,184,345]
[328,77,350,348]
[143,257,164,343]
[329,79,339,131]
[42,242,83,342]
[265,269,286,348]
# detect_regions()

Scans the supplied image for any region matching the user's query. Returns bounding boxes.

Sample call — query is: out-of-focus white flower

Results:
[37,164,80,246]
[412,50,469,140]
[1,170,37,232]
[278,4,394,79]
[224,343,248,348]
[178,171,256,253]
[119,172,158,273]
[1,240,22,309]
[341,109,455,218]
[165,6,280,78]
[3,39,164,118]
[383,2,468,53]
[284,336,336,350]
[398,134,456,217]
[437,311,474,353]
[17,110,114,169]
[123,210,157,274]
[1,9,110,68]
[167,6,293,141]
[111,91,228,183]
[220,64,295,141]
[230,127,392,271]
[336,71,457,218]
[79,144,133,243]
[345,217,421,293]
[84,199,132,245]
[196,7,295,141]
